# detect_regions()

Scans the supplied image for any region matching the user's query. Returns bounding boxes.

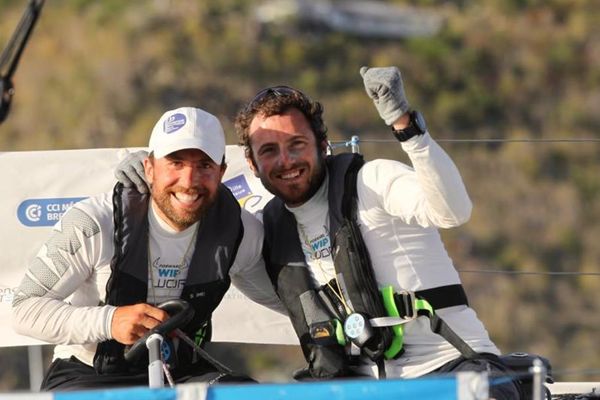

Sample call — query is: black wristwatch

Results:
[391,110,427,142]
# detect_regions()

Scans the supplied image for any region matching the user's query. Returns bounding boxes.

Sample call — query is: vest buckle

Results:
[394,290,418,320]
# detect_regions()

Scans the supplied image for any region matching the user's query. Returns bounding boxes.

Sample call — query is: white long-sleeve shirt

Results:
[12,192,284,366]
[288,132,498,378]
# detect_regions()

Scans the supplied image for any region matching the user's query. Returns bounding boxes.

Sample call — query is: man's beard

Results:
[262,154,326,207]
[151,186,216,230]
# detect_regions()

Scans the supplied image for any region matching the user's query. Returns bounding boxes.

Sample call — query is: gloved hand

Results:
[114,150,149,194]
[360,66,410,126]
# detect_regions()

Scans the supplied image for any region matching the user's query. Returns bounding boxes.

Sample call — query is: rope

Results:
[550,368,600,379]
[436,138,600,143]
[457,269,600,276]
[330,137,600,146]
[330,135,600,280]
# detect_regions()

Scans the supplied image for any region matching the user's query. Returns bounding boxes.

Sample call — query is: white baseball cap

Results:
[149,107,226,164]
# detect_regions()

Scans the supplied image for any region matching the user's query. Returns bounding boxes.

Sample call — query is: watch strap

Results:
[391,110,424,142]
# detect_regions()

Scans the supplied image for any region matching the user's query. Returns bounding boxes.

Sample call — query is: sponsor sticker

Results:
[17,197,87,227]
[224,174,252,201]
[224,174,266,215]
[224,174,264,211]
[164,113,187,134]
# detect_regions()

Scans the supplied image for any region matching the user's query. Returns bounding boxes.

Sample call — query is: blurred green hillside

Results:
[0,0,598,390]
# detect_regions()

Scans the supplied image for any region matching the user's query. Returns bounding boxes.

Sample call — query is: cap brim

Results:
[152,139,223,164]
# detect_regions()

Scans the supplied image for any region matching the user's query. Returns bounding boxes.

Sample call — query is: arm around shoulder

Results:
[229,210,287,315]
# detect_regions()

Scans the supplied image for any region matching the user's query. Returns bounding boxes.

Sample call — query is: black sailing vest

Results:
[94,183,243,374]
[264,153,477,379]
[263,153,380,378]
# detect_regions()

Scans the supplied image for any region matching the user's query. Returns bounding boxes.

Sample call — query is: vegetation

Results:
[0,0,598,389]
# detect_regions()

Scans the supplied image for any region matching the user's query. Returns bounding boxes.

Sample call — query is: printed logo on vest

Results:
[302,228,332,261]
[17,197,87,227]
[151,257,188,291]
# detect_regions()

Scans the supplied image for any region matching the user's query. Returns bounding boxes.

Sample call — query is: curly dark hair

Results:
[234,86,328,162]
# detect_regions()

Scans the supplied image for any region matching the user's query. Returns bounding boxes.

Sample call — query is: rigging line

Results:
[550,368,600,377]
[330,138,600,145]
[458,269,600,276]
[436,138,600,143]
[0,0,44,74]
[0,8,31,67]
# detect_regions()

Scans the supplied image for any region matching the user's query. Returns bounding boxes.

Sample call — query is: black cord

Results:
[0,0,45,124]
[0,0,44,75]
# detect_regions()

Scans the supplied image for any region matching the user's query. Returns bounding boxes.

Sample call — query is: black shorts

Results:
[41,356,255,391]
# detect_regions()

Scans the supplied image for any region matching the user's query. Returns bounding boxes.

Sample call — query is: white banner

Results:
[0,146,297,347]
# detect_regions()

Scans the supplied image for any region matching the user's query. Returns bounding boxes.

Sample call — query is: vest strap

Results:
[428,313,480,359]
[416,284,469,310]
[386,284,469,320]
[378,284,477,360]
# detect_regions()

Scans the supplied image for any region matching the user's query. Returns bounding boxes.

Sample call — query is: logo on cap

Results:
[163,113,187,134]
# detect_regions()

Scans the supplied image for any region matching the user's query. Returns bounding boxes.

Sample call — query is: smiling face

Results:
[248,108,327,207]
[144,148,226,231]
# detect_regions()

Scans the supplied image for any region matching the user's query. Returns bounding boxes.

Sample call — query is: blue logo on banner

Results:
[164,113,187,134]
[17,197,87,227]
[224,175,252,200]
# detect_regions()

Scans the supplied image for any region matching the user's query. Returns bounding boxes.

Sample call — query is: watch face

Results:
[414,111,427,133]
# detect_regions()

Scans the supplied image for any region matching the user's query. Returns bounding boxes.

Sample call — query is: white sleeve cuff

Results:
[400,131,431,153]
[103,305,117,340]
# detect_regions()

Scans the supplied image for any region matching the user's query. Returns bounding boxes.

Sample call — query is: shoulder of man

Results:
[45,192,114,268]
[355,159,415,206]
[359,158,414,180]
[262,195,285,218]
[61,191,114,226]
[240,208,263,232]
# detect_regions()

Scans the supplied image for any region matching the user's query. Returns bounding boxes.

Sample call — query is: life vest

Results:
[94,183,243,374]
[263,153,382,378]
[263,153,476,379]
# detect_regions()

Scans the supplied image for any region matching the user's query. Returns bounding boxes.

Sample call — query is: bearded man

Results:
[12,107,283,390]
